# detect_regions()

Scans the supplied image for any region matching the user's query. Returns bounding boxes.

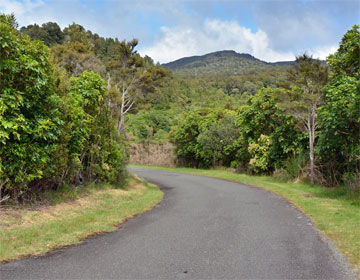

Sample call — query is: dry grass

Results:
[128,142,176,167]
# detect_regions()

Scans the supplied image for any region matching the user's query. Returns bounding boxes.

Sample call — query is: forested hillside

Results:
[1,14,359,203]
[162,50,292,74]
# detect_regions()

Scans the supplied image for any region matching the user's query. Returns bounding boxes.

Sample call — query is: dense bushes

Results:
[171,109,241,168]
[0,15,126,200]
[171,89,305,172]
[0,15,62,199]
[53,71,126,186]
[126,109,174,142]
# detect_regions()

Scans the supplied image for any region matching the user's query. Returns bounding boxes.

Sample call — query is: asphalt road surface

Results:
[0,168,353,279]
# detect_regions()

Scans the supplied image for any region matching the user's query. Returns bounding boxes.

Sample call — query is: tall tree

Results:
[107,39,168,135]
[280,54,328,184]
[50,42,106,77]
[20,22,64,46]
[317,25,360,186]
[326,25,359,79]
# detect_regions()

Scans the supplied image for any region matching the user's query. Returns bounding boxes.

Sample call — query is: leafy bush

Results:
[127,109,174,142]
[317,75,360,186]
[56,71,126,185]
[0,14,62,199]
[0,15,126,200]
[171,109,239,168]
[236,88,305,172]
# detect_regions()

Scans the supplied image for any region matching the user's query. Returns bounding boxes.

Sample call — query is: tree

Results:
[41,22,64,45]
[197,112,240,167]
[237,87,305,172]
[50,42,106,77]
[63,23,91,48]
[317,75,359,185]
[20,22,64,46]
[171,109,216,168]
[327,25,359,79]
[317,25,360,186]
[280,54,328,184]
[107,39,168,135]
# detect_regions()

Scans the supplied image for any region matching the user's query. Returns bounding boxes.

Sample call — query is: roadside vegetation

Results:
[130,163,360,273]
[0,174,162,262]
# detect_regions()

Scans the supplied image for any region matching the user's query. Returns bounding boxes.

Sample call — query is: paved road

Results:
[0,168,352,279]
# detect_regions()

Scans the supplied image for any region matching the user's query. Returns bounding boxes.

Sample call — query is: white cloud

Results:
[0,0,44,23]
[140,19,295,63]
[309,45,338,61]
[0,1,346,64]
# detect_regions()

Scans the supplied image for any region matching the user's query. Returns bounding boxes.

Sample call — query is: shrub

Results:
[0,14,62,199]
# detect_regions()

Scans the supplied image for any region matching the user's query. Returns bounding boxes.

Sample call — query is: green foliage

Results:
[197,113,241,167]
[170,88,305,171]
[171,109,241,168]
[0,14,62,197]
[237,88,305,170]
[106,38,168,135]
[3,15,359,196]
[280,54,329,121]
[327,25,360,79]
[278,54,329,184]
[171,109,210,168]
[0,15,127,200]
[315,26,360,187]
[317,74,360,185]
[20,22,64,46]
[127,109,174,142]
[63,23,92,50]
[57,71,125,185]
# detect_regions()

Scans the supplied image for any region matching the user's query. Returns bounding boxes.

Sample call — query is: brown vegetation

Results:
[128,142,176,167]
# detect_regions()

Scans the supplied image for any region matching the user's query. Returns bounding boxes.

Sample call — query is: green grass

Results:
[0,175,163,262]
[129,163,360,274]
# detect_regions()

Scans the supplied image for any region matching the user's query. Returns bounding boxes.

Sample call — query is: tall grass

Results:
[283,151,308,180]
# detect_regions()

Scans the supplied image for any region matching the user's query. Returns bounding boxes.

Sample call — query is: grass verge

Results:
[0,174,163,263]
[129,163,360,274]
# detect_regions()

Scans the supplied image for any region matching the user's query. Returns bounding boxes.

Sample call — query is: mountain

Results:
[162,50,294,75]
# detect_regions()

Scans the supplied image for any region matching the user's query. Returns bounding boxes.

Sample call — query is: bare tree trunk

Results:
[117,113,125,136]
[117,86,135,136]
[117,91,125,136]
[308,112,315,184]
[107,75,111,90]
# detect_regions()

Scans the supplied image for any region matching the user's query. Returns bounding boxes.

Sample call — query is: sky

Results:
[0,0,359,63]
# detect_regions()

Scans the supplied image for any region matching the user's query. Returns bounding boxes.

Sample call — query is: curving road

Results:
[0,168,352,279]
